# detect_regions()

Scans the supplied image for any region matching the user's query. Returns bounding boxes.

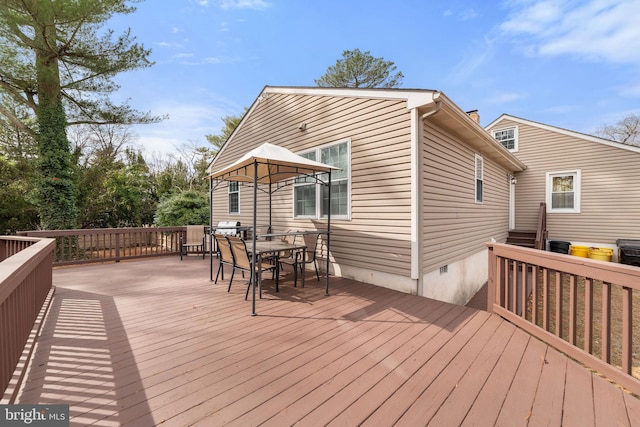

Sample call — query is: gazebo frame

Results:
[207,143,337,315]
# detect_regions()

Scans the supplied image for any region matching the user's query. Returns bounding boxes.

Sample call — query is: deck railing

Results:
[1,236,55,398]
[487,243,640,396]
[17,227,186,266]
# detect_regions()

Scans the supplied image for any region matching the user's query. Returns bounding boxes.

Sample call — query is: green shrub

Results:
[154,191,209,226]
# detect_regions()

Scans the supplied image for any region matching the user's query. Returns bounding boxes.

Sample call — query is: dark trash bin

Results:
[616,239,640,266]
[549,240,571,254]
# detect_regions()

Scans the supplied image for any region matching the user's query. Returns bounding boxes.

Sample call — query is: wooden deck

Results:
[12,256,640,426]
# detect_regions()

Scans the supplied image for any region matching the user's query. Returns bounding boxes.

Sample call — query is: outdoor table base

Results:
[246,240,307,292]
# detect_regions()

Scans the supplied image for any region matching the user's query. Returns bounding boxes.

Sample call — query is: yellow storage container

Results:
[588,247,613,262]
[570,245,589,258]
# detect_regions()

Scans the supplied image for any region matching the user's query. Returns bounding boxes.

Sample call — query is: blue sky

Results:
[109,0,640,157]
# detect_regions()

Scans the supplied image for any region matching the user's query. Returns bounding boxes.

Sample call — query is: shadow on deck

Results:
[13,256,640,426]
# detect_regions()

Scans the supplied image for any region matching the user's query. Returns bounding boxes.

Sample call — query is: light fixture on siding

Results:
[298,122,307,131]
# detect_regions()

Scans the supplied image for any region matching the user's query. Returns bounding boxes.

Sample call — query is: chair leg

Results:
[228,268,235,292]
[215,263,222,284]
[314,260,320,281]
[245,273,255,300]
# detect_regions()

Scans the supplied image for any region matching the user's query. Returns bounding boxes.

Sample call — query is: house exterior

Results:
[486,114,640,258]
[208,87,525,305]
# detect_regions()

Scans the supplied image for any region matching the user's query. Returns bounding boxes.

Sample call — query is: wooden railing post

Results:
[487,244,496,313]
[622,286,632,374]
[115,232,121,263]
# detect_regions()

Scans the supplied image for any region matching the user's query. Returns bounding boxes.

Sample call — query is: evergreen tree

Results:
[0,0,160,229]
[315,49,404,88]
[205,109,247,150]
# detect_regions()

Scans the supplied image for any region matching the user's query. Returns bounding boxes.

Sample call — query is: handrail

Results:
[17,227,186,266]
[534,202,547,250]
[1,236,55,397]
[487,242,640,396]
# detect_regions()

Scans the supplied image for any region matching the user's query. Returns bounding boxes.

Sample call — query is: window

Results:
[475,154,484,203]
[493,127,518,151]
[294,140,350,220]
[546,170,581,213]
[228,181,239,214]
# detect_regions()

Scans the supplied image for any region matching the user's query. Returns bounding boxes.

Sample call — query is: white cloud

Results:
[173,52,195,59]
[220,0,271,10]
[541,104,579,114]
[500,0,640,65]
[132,102,228,158]
[459,8,479,20]
[448,36,495,82]
[443,6,478,20]
[155,41,184,49]
[487,91,527,105]
[614,80,640,98]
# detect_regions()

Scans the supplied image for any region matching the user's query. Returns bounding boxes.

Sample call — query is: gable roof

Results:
[486,114,640,155]
[209,86,526,173]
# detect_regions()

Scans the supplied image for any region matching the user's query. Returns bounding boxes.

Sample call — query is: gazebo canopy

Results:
[207,142,337,184]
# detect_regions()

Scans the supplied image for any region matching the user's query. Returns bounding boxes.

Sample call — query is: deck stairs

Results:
[506,230,537,248]
[506,202,548,250]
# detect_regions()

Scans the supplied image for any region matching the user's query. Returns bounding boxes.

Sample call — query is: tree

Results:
[0,155,39,233]
[72,124,140,228]
[103,148,156,227]
[154,191,209,227]
[171,141,215,192]
[594,113,640,146]
[0,1,161,229]
[315,49,404,88]
[0,97,39,233]
[205,109,247,150]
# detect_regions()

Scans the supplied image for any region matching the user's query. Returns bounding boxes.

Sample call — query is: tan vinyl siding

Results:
[211,92,413,276]
[489,118,640,243]
[423,121,510,272]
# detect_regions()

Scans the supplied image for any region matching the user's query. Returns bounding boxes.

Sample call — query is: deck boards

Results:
[9,256,639,426]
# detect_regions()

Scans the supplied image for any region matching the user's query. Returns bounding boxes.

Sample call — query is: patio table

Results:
[245,240,307,291]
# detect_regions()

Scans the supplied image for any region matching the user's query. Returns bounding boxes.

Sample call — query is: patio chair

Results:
[280,232,320,287]
[227,235,277,300]
[179,225,205,260]
[278,231,299,283]
[213,234,236,290]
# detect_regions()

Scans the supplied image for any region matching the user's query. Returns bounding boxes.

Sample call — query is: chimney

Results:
[466,110,480,124]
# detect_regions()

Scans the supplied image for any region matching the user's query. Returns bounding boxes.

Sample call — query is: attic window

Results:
[493,127,518,152]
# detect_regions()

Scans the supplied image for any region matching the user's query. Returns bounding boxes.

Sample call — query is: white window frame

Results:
[546,170,581,213]
[293,139,351,220]
[475,154,484,204]
[492,126,518,152]
[228,181,240,215]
